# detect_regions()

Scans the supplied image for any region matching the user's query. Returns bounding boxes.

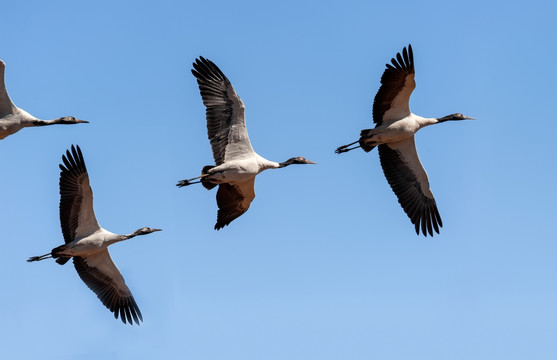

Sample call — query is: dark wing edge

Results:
[372,44,415,125]
[59,145,87,243]
[378,143,442,236]
[214,179,256,230]
[191,57,249,165]
[73,254,143,325]
[59,145,99,243]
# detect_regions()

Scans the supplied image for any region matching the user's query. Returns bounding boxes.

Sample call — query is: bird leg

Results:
[335,141,360,154]
[176,176,202,187]
[27,253,53,262]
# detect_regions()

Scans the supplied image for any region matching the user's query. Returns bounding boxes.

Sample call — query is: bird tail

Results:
[360,129,372,137]
[359,130,376,153]
[52,245,71,265]
[201,166,217,190]
[360,143,376,153]
[55,257,71,265]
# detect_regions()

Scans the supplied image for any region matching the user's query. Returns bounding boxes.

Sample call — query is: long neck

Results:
[278,160,295,168]
[257,156,281,171]
[31,118,70,127]
[106,233,134,245]
[414,115,439,129]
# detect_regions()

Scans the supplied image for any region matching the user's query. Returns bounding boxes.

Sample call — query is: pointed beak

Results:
[464,116,475,120]
[305,160,318,164]
[77,119,89,123]
[152,228,162,232]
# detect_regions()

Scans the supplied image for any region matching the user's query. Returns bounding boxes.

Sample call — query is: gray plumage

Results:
[0,60,87,140]
[28,145,161,325]
[336,45,474,236]
[178,57,316,230]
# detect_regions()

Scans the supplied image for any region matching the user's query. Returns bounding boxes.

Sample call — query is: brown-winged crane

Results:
[177,57,316,230]
[28,145,161,325]
[336,45,474,236]
[0,60,87,140]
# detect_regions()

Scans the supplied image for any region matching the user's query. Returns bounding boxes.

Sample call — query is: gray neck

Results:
[105,233,131,246]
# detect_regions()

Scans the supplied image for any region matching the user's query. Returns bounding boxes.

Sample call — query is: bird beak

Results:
[464,116,475,120]
[152,228,163,232]
[77,119,89,123]
[305,160,318,164]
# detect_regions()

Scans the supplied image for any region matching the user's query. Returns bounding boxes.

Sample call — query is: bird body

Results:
[54,228,121,257]
[336,45,473,236]
[202,155,280,184]
[177,57,315,230]
[28,145,161,325]
[0,59,87,140]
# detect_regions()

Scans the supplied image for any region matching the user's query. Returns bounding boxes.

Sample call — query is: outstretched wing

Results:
[378,137,442,236]
[73,250,142,325]
[214,177,256,230]
[192,57,255,165]
[372,45,415,126]
[59,145,100,243]
[0,60,16,117]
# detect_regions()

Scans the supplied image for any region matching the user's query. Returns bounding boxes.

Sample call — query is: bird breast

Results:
[369,116,421,144]
[64,229,117,256]
[208,158,262,184]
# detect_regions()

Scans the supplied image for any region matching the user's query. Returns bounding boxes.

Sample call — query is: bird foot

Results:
[27,256,44,262]
[335,146,349,154]
[177,179,199,187]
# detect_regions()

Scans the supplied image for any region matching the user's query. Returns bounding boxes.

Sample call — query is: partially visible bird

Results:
[0,60,87,140]
[28,145,161,325]
[177,57,316,230]
[336,45,474,236]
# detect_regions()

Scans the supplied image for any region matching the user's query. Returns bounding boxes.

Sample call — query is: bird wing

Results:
[214,177,256,230]
[378,137,443,236]
[192,57,255,166]
[0,60,16,117]
[73,250,142,325]
[372,45,415,126]
[59,145,101,243]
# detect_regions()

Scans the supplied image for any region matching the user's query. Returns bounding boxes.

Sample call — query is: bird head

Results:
[438,113,475,122]
[58,116,89,124]
[132,227,162,236]
[279,156,317,167]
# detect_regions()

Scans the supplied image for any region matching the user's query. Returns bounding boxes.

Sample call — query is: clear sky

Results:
[1,0,556,359]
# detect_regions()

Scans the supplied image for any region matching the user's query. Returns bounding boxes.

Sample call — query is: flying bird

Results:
[335,45,474,236]
[28,145,161,325]
[177,57,316,230]
[0,59,87,140]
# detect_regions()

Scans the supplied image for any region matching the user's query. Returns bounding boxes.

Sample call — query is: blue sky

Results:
[1,0,556,359]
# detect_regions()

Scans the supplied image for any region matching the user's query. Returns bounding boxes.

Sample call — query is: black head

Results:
[279,156,317,167]
[58,116,89,124]
[438,113,475,122]
[133,227,162,236]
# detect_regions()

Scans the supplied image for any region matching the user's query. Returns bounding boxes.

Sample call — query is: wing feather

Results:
[0,60,16,117]
[73,251,142,325]
[373,45,415,126]
[378,138,443,236]
[192,57,255,165]
[59,145,100,243]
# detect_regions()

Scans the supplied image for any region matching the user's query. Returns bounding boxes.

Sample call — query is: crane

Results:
[28,145,161,325]
[0,59,87,140]
[336,45,474,236]
[177,57,316,230]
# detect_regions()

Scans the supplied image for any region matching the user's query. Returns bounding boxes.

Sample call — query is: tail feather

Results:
[55,257,71,265]
[52,245,70,265]
[360,129,372,137]
[359,129,376,153]
[201,166,217,190]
